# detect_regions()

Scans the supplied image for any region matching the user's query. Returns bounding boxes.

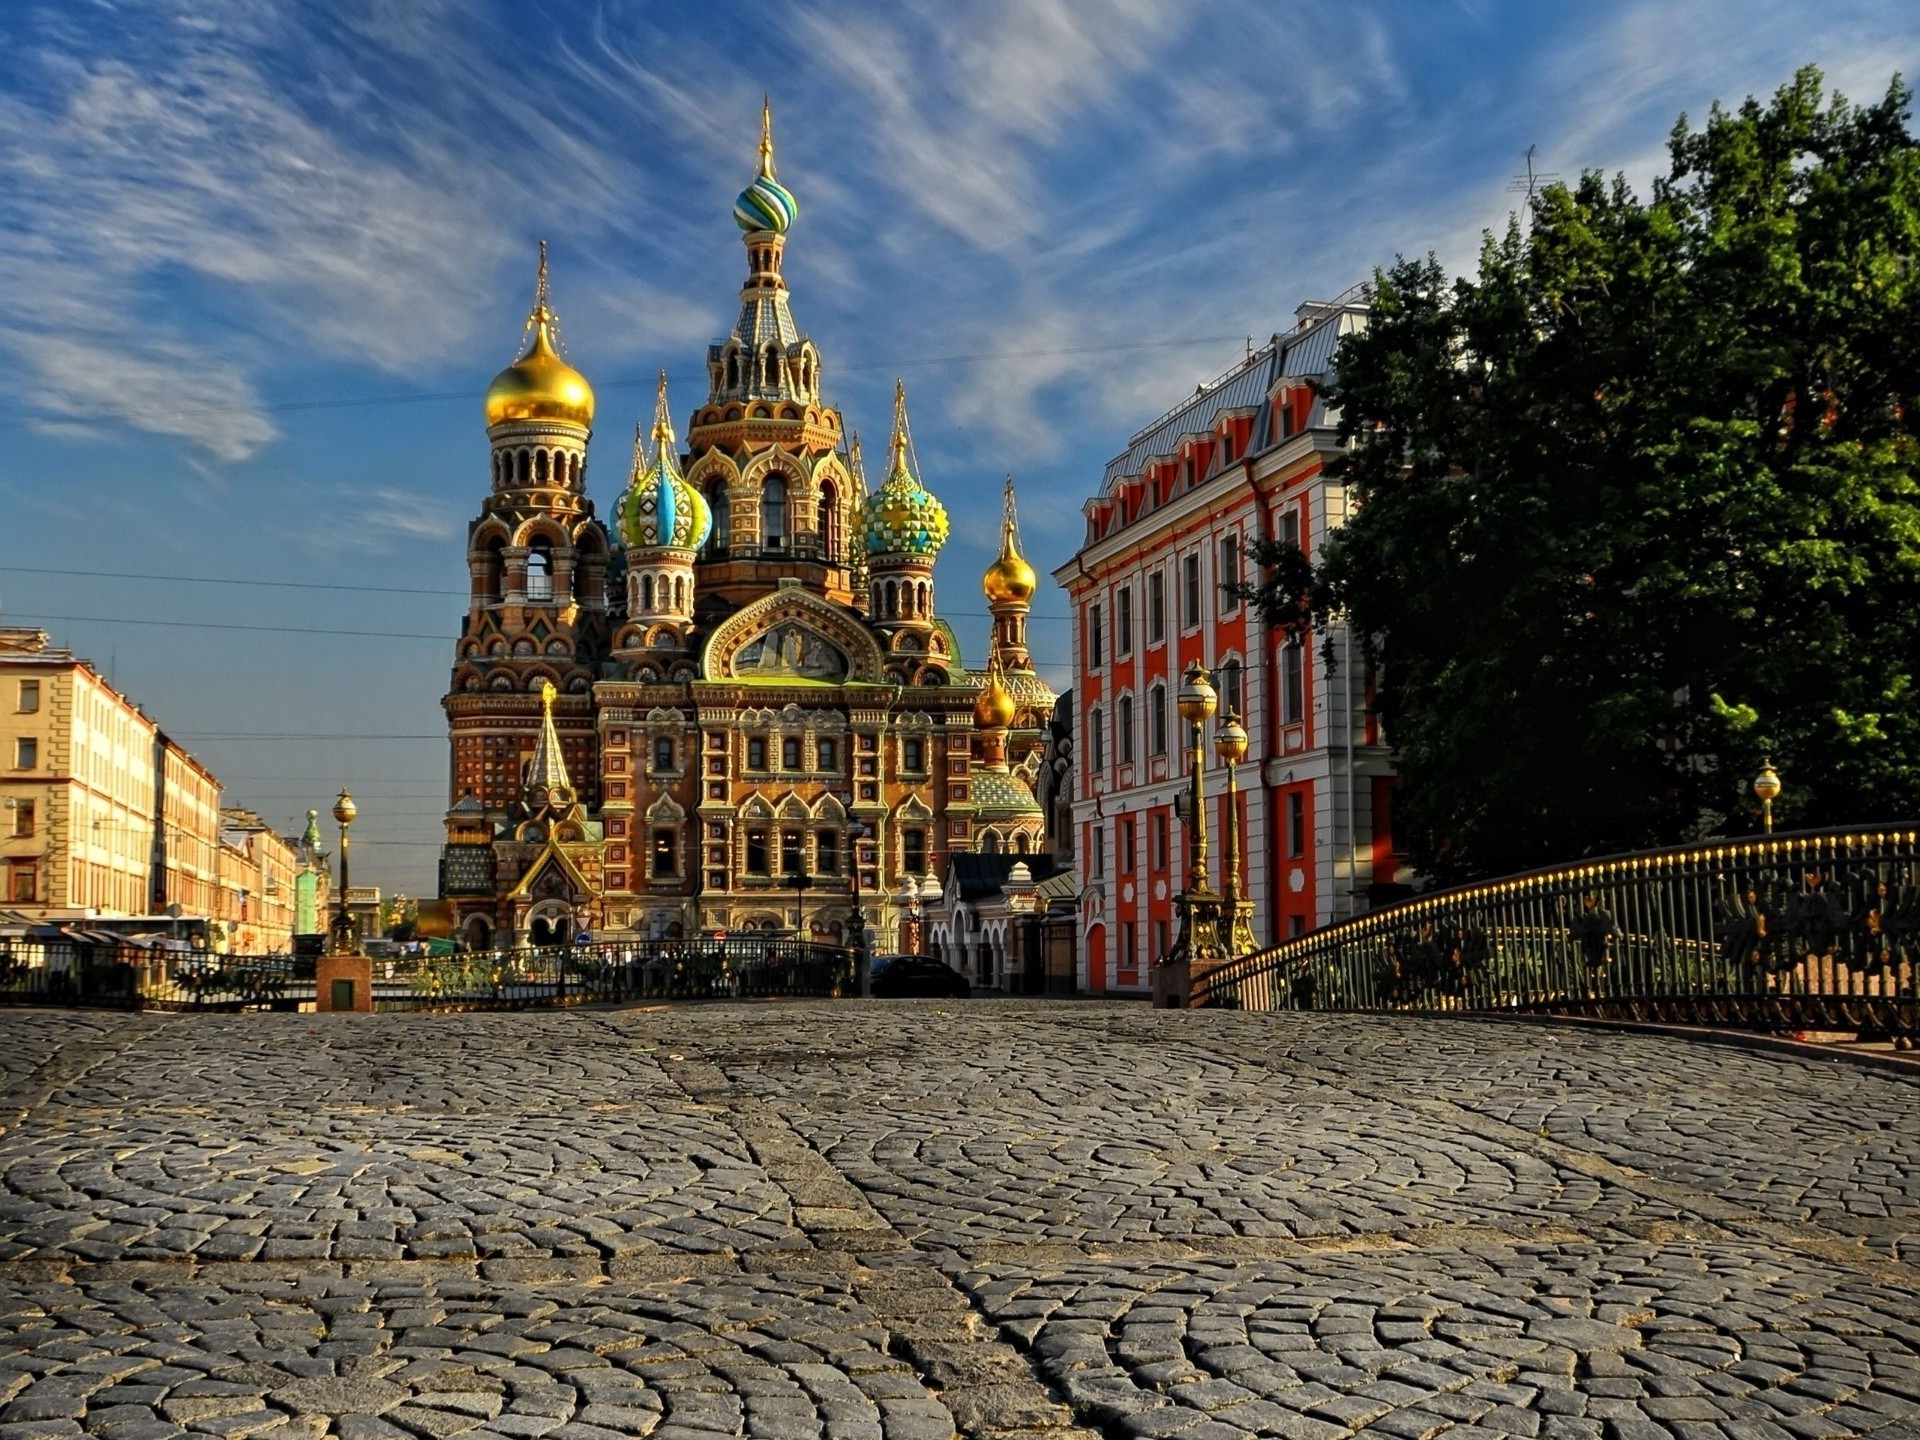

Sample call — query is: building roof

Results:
[1088,287,1369,533]
[948,852,1063,901]
[970,768,1043,818]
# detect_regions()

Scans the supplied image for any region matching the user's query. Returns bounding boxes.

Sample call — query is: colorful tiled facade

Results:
[440,109,1054,948]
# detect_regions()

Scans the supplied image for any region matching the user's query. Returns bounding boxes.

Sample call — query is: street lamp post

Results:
[1753,758,1782,835]
[898,879,924,957]
[330,789,357,954]
[1214,711,1257,958]
[847,820,871,995]
[1161,662,1228,1005]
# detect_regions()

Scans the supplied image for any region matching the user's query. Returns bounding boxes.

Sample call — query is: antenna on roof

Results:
[1507,144,1558,203]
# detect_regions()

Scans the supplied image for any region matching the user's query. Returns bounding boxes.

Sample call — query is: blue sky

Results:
[1,0,1915,897]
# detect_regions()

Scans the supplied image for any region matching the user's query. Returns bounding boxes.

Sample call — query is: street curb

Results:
[1461,1009,1920,1079]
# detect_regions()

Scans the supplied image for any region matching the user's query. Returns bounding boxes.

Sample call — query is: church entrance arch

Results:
[526,900,571,946]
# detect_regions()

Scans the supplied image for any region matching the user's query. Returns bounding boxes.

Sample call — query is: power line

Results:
[0,564,452,597]
[7,612,445,641]
[180,732,444,741]
[5,595,1067,633]
[0,334,1243,429]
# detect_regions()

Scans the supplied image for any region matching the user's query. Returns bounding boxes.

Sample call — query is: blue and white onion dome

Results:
[617,372,712,551]
[860,381,949,559]
[734,98,798,235]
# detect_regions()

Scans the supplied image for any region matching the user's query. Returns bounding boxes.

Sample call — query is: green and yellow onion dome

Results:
[861,454,949,559]
[485,317,595,429]
[617,432,711,552]
[734,172,797,234]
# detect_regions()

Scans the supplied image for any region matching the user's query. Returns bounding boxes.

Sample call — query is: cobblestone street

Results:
[2,1004,1918,1440]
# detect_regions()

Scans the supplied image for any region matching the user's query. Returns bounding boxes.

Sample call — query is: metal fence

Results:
[0,937,857,1012]
[1194,825,1920,1036]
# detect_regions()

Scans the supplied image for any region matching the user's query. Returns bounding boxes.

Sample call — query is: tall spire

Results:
[651,366,675,449]
[758,94,777,180]
[888,379,911,480]
[524,678,573,804]
[525,238,558,341]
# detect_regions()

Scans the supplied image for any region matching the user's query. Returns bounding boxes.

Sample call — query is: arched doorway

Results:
[526,901,571,947]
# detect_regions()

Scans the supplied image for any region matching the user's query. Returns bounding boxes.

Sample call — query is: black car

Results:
[870,956,971,999]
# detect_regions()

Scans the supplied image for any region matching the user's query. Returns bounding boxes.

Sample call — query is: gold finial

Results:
[651,368,675,448]
[889,379,910,476]
[849,432,868,493]
[759,95,777,180]
[539,678,556,714]
[1002,474,1020,545]
[629,420,647,481]
[528,239,553,330]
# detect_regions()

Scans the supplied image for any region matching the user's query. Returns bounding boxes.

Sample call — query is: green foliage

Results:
[1309,68,1920,883]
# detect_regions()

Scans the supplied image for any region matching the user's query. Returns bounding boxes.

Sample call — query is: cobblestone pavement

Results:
[1,1005,1917,1440]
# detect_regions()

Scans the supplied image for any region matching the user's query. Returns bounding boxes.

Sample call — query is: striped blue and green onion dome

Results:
[734,173,798,234]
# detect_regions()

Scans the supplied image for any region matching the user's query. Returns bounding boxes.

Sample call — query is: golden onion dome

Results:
[485,244,594,430]
[975,668,1017,730]
[983,530,1036,605]
[486,320,594,429]
[983,475,1037,604]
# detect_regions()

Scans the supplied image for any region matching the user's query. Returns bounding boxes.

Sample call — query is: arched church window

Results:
[819,480,840,562]
[535,450,550,483]
[726,352,740,390]
[763,476,787,549]
[764,346,779,387]
[517,449,531,484]
[526,541,554,602]
[480,537,505,603]
[642,574,655,611]
[709,483,730,555]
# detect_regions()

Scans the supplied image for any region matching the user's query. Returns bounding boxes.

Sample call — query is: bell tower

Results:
[445,242,611,818]
[684,101,861,614]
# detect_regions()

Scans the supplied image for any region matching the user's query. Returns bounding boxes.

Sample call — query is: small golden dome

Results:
[975,669,1017,730]
[982,475,1036,604]
[486,321,594,429]
[983,545,1036,605]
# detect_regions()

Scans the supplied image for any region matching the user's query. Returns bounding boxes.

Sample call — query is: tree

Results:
[1300,68,1920,884]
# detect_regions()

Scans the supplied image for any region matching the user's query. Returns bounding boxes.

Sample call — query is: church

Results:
[438,106,1054,949]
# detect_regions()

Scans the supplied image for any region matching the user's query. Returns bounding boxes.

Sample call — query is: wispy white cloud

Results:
[0,0,645,462]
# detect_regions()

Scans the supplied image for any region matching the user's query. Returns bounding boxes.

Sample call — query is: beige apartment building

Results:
[0,628,299,944]
[2,627,157,916]
[154,733,224,919]
[217,808,299,953]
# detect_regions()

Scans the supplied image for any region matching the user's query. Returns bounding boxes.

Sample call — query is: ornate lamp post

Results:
[1214,711,1257,958]
[1161,662,1228,1004]
[898,878,925,957]
[1753,758,1782,835]
[329,788,357,954]
[847,820,871,994]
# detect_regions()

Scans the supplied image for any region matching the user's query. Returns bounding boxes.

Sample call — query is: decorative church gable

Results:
[702,589,886,684]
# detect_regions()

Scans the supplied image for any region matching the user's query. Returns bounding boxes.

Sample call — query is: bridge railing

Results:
[1193,825,1920,1035]
[0,937,859,1011]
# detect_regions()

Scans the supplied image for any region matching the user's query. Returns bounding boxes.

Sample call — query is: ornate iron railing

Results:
[0,945,305,1011]
[1193,825,1920,1036]
[0,937,858,1012]
[385,938,856,1009]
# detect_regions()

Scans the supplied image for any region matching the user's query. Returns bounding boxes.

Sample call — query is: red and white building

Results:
[1052,293,1408,995]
